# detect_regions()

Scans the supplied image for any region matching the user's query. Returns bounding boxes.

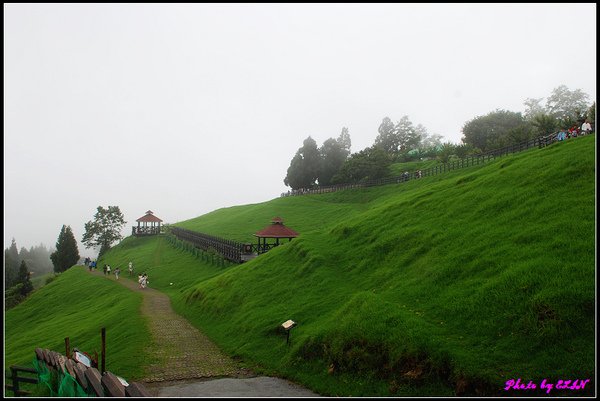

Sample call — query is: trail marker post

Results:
[281,320,297,346]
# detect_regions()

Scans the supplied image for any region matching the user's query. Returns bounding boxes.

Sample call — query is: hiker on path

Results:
[139,273,148,289]
[106,265,111,276]
[103,264,107,275]
[114,267,121,280]
[128,261,134,276]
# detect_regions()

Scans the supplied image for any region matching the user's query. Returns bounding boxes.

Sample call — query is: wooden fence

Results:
[5,348,151,397]
[6,328,151,397]
[169,227,252,264]
[27,347,151,397]
[5,365,38,397]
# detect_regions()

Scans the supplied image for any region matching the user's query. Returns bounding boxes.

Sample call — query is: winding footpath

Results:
[87,267,320,397]
[88,268,247,392]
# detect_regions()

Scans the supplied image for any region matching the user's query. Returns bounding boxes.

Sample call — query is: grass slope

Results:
[4,267,153,381]
[168,136,595,396]
[41,136,594,396]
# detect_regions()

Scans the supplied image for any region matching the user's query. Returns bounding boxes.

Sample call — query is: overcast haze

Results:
[4,3,596,255]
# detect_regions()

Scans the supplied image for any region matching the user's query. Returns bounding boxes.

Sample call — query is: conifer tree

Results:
[18,260,34,297]
[50,225,80,273]
[4,238,20,288]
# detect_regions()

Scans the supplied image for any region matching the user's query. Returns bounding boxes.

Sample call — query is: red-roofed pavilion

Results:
[132,210,163,236]
[254,217,298,254]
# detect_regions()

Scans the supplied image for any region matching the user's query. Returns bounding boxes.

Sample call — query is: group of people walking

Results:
[85,259,149,289]
[100,264,123,280]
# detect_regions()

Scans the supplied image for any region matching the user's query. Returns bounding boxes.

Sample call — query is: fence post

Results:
[101,327,106,373]
[11,366,20,397]
[65,337,70,359]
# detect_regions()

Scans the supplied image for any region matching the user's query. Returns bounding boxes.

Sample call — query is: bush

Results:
[45,274,58,285]
[5,283,25,310]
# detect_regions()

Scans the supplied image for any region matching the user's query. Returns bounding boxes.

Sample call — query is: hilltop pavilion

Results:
[132,210,163,236]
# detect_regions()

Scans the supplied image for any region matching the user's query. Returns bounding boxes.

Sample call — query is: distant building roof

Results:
[254,217,298,238]
[136,210,163,223]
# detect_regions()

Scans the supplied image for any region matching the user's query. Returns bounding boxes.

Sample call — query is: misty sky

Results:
[4,3,597,255]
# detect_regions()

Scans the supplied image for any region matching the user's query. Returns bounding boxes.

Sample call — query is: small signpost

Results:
[281,319,297,345]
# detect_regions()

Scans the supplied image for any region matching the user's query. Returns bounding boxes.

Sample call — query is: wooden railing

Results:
[169,227,251,263]
[5,365,38,397]
[132,226,162,236]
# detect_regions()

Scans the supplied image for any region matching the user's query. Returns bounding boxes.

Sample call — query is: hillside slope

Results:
[4,267,152,380]
[103,136,595,396]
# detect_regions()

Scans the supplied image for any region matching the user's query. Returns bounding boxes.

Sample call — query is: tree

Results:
[394,116,421,154]
[337,126,352,153]
[418,126,443,150]
[284,136,321,190]
[374,117,398,155]
[545,85,590,122]
[318,128,352,186]
[374,116,422,159]
[27,244,54,274]
[82,206,126,257]
[437,142,457,164]
[283,153,305,190]
[461,109,526,151]
[4,238,20,288]
[587,102,595,126]
[332,146,391,184]
[523,97,545,120]
[17,260,34,297]
[530,113,557,137]
[50,225,80,273]
[504,125,534,144]
[454,143,476,159]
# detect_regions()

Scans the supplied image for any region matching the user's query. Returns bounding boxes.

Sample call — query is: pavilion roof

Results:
[254,217,298,238]
[136,210,163,223]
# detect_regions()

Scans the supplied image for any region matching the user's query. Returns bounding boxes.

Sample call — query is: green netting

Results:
[33,357,91,397]
[57,370,89,397]
[33,358,55,396]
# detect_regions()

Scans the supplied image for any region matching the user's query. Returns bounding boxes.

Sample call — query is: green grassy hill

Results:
[4,267,153,382]
[6,136,595,396]
[162,136,595,396]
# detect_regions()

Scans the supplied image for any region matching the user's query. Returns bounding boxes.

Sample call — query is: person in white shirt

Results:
[581,120,592,135]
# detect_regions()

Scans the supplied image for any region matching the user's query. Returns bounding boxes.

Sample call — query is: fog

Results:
[4,3,596,255]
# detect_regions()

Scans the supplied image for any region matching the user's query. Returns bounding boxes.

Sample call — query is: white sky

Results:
[4,3,597,254]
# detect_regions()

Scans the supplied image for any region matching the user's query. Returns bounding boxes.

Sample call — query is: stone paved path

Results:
[87,266,320,397]
[87,268,248,384]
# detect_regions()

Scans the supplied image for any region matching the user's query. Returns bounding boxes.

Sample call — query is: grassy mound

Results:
[169,136,595,395]
[4,267,153,380]
[67,136,594,396]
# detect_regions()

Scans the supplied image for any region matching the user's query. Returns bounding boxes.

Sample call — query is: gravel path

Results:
[88,266,320,397]
[88,268,245,382]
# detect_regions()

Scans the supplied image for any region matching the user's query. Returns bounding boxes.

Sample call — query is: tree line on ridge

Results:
[283,85,595,190]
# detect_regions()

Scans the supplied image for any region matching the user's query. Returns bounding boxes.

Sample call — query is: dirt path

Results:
[87,268,250,386]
